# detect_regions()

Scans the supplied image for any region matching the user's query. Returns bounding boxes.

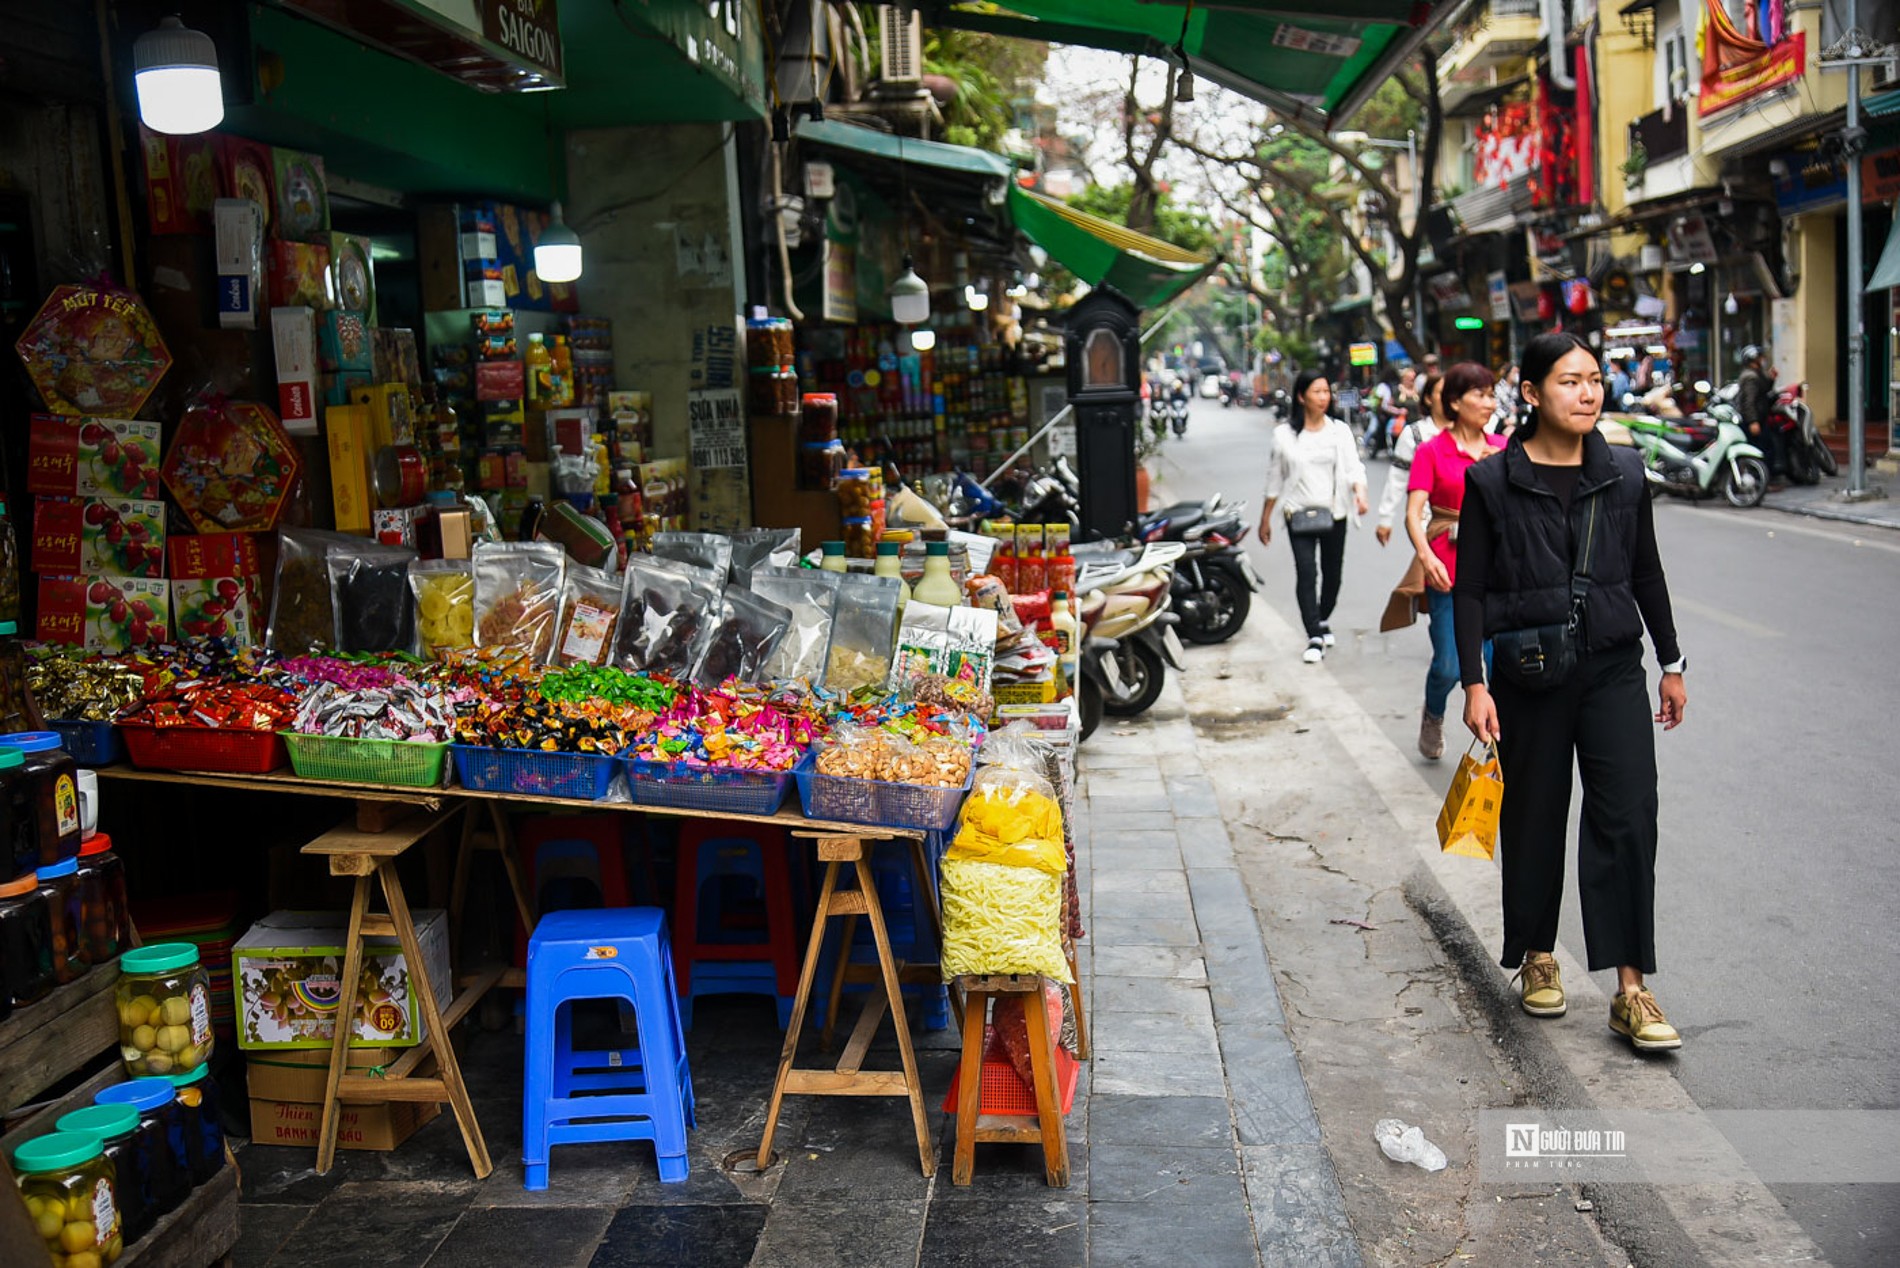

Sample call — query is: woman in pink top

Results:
[1406,362,1505,759]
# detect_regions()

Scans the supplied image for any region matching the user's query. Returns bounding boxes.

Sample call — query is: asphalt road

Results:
[1153,395,1900,1267]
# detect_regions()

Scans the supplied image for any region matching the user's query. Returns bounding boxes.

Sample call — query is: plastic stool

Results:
[671,821,800,1030]
[524,908,695,1188]
[512,816,635,969]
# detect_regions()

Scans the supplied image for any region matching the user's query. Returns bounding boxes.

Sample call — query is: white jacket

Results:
[1263,420,1367,521]
[1376,416,1444,530]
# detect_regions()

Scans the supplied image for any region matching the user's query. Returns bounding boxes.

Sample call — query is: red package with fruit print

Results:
[172,578,254,643]
[33,495,167,577]
[37,575,170,650]
[27,415,164,499]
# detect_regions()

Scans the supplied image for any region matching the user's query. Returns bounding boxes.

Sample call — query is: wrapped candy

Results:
[26,651,146,721]
[292,680,456,742]
[119,680,295,731]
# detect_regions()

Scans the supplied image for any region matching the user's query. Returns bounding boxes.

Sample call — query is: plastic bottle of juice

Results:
[524,333,552,403]
[874,541,911,616]
[1049,590,1079,684]
[820,541,848,573]
[912,541,962,607]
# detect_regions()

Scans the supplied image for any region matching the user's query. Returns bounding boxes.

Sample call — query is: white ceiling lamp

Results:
[910,326,937,351]
[890,256,930,325]
[134,16,224,135]
[965,283,989,312]
[534,202,583,283]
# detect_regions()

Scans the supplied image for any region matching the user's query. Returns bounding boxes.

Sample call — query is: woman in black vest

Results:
[1456,331,1689,1053]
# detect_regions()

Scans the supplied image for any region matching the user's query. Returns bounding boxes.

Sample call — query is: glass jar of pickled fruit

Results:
[93,1079,188,1221]
[11,1129,123,1266]
[35,857,86,984]
[116,944,214,1078]
[74,833,127,964]
[0,869,53,1011]
[55,1103,152,1245]
[0,730,80,868]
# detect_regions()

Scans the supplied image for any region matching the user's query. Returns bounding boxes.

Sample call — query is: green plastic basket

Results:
[282,732,452,788]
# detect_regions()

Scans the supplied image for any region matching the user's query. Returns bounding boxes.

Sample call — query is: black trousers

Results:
[1489,643,1658,974]
[1287,518,1347,639]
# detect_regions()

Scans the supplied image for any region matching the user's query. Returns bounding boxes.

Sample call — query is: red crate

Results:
[119,723,287,774]
[942,1047,1081,1117]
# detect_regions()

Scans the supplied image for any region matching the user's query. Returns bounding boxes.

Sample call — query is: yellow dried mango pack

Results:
[947,773,1065,874]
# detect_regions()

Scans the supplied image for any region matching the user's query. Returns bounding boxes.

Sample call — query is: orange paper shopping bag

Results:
[1436,741,1502,860]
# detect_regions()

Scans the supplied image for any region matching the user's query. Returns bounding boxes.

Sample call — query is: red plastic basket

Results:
[942,1048,1081,1117]
[118,723,288,774]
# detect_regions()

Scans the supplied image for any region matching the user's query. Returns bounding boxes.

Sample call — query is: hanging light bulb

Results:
[1688,262,1706,275]
[1175,68,1195,103]
[534,202,583,283]
[1723,291,1739,315]
[134,16,224,135]
[890,255,930,325]
[965,283,989,312]
[911,327,937,351]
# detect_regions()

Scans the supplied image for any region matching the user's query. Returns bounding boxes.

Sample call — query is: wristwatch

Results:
[1661,656,1687,675]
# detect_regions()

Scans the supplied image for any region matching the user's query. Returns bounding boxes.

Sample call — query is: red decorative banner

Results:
[1698,0,1804,117]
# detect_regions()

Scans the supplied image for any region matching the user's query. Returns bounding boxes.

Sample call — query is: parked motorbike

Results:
[1628,409,1770,508]
[1138,494,1261,644]
[1218,375,1242,409]
[1074,542,1187,717]
[1262,387,1291,422]
[1768,380,1837,485]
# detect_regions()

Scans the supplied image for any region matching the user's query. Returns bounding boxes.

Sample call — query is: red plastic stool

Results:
[512,816,635,969]
[671,820,799,1029]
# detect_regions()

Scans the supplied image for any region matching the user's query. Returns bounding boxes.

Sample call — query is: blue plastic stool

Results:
[524,908,695,1188]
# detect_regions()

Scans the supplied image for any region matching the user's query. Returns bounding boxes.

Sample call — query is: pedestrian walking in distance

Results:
[1375,372,1444,548]
[1259,371,1369,664]
[1457,331,1690,1053]
[1405,362,1504,760]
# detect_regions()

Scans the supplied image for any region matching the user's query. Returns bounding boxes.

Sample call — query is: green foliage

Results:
[858,7,1046,154]
[1343,73,1423,141]
[1065,183,1214,254]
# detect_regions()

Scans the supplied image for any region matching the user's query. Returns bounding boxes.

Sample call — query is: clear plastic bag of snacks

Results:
[473,541,566,663]
[267,527,362,653]
[941,857,1071,982]
[750,564,840,684]
[615,553,722,678]
[695,587,792,688]
[409,559,475,659]
[554,561,625,667]
[328,542,420,654]
[826,572,903,693]
[650,531,732,587]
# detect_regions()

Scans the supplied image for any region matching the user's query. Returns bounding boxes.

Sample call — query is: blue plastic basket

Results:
[450,744,619,800]
[48,719,122,767]
[792,749,972,832]
[623,755,793,816]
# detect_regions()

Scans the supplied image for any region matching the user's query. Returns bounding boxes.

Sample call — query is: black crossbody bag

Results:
[1490,496,1598,693]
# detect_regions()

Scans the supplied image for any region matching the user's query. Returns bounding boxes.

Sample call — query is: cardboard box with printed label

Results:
[28,416,165,499]
[37,575,171,650]
[233,909,452,1051]
[271,306,319,435]
[247,1047,436,1150]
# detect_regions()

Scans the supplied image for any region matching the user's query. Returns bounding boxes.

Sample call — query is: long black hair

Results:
[1515,331,1594,441]
[1292,369,1330,423]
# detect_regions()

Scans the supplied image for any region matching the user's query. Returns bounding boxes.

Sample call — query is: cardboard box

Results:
[267,240,331,310]
[475,359,524,401]
[272,147,329,242]
[319,310,373,373]
[38,575,170,650]
[233,909,453,1051]
[372,505,430,549]
[271,306,319,435]
[140,126,222,236]
[27,415,164,499]
[324,405,373,533]
[247,1044,393,1101]
[248,1095,437,1152]
[352,383,415,449]
[214,197,263,330]
[33,495,166,577]
[172,578,256,642]
[168,534,264,629]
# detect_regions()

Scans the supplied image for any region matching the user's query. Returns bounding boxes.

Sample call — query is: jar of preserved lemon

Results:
[116,943,213,1078]
[11,1129,123,1266]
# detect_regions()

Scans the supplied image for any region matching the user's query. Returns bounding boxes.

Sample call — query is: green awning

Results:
[1870,216,1900,292]
[922,0,1468,127]
[795,120,1016,179]
[1007,185,1215,309]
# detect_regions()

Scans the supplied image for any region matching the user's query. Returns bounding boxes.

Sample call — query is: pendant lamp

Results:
[910,327,937,351]
[534,203,583,283]
[134,17,224,135]
[890,255,930,325]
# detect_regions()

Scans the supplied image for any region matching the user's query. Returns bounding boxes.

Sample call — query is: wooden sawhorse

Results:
[951,974,1070,1187]
[756,834,936,1177]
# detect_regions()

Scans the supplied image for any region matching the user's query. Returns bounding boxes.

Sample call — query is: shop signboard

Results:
[482,0,562,82]
[1348,342,1378,368]
[1487,271,1511,322]
[687,387,745,469]
[1863,147,1900,205]
[823,241,858,323]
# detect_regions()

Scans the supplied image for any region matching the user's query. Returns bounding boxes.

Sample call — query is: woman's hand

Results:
[1353,488,1369,517]
[1655,673,1687,730]
[1257,514,1273,546]
[1421,554,1453,592]
[1375,525,1392,546]
[1463,683,1500,743]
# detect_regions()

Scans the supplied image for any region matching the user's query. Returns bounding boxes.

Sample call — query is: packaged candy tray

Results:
[284,733,452,788]
[451,744,618,800]
[792,749,973,833]
[622,755,793,817]
[49,718,122,766]
[119,723,287,774]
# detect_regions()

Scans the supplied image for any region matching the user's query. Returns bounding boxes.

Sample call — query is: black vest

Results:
[1464,430,1646,651]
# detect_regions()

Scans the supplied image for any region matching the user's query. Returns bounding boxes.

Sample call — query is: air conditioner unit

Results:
[879,4,924,88]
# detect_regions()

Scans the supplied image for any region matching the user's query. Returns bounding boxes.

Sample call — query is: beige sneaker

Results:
[1610,986,1682,1052]
[1418,709,1445,760]
[1513,952,1566,1017]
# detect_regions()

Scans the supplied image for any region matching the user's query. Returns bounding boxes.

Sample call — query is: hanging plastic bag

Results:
[695,587,793,688]
[729,527,800,588]
[827,572,904,693]
[1437,741,1503,860]
[328,542,420,654]
[409,559,476,660]
[650,531,733,587]
[615,552,723,678]
[473,540,566,663]
[750,564,840,684]
[267,527,363,653]
[554,561,625,667]
[950,765,1066,874]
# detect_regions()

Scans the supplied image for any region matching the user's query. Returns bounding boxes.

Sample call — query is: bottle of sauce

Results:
[524,333,552,403]
[912,541,962,607]
[819,541,848,574]
[874,541,911,617]
[1049,590,1079,685]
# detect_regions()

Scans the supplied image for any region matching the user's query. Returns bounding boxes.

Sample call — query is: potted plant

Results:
[1622,140,1648,190]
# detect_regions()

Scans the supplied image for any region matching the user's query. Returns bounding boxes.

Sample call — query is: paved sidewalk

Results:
[1761,472,1898,529]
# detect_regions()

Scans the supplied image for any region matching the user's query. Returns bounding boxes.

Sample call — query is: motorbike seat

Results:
[1108,576,1168,605]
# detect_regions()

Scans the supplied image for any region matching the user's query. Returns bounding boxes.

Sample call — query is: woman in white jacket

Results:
[1375,373,1445,547]
[1258,371,1369,663]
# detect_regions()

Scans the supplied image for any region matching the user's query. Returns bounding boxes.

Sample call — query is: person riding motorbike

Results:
[1734,346,1780,479]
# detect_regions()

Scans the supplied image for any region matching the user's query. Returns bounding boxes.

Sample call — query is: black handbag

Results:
[1286,507,1333,536]
[1491,497,1599,693]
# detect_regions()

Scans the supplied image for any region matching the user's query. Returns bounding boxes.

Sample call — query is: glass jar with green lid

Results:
[55,1102,152,1245]
[168,1062,227,1185]
[116,943,214,1078]
[11,1129,124,1265]
[93,1079,187,1218]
